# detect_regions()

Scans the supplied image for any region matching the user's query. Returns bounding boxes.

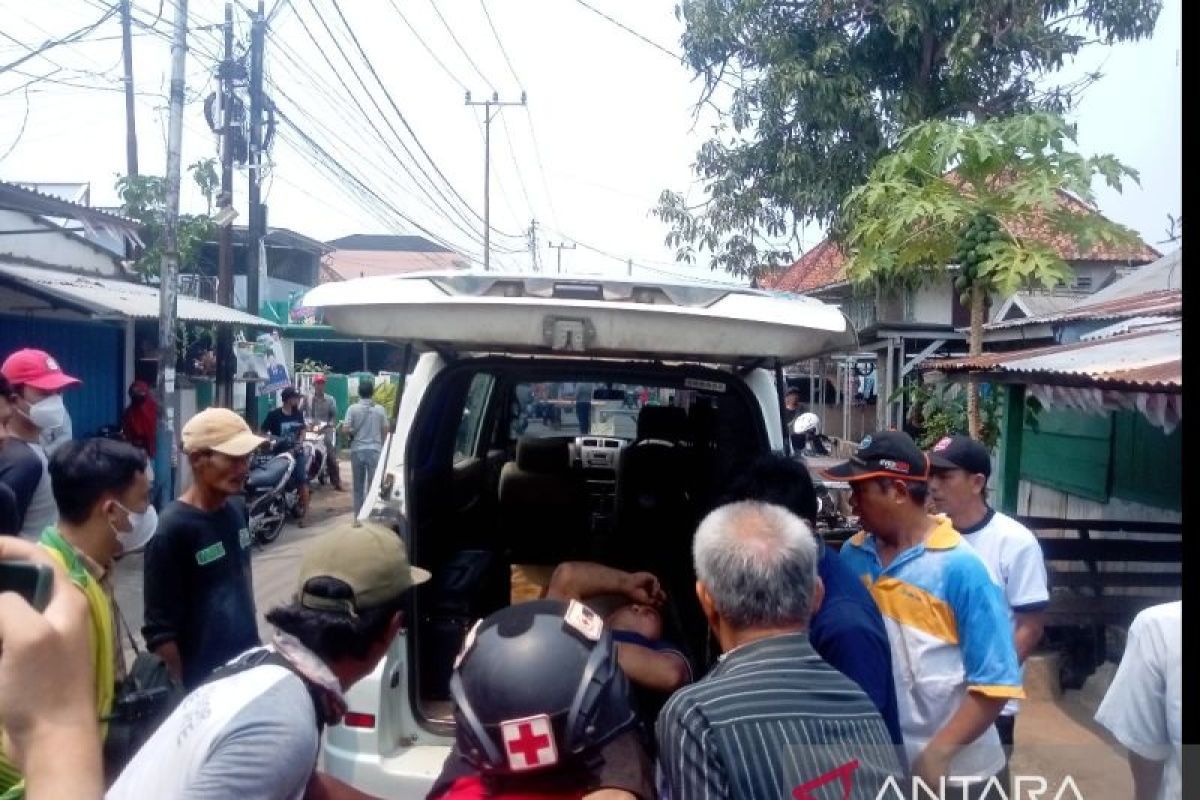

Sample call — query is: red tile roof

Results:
[761,188,1160,294]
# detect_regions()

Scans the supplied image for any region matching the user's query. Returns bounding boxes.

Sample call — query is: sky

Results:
[0,0,1182,285]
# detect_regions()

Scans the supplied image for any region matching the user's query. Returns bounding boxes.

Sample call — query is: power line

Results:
[479,0,521,90]
[499,111,534,217]
[523,106,561,232]
[384,0,468,92]
[428,0,494,93]
[0,7,118,75]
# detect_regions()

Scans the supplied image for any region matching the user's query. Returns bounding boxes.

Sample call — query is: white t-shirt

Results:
[1094,602,1182,800]
[959,509,1050,717]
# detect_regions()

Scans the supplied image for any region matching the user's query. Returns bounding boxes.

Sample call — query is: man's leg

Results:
[326,434,343,490]
[994,714,1015,795]
[350,450,366,526]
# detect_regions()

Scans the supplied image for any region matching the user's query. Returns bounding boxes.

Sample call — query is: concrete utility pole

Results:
[547,240,576,274]
[627,258,633,277]
[527,218,539,272]
[215,1,235,406]
[119,0,139,178]
[244,0,265,427]
[465,91,525,271]
[158,0,189,499]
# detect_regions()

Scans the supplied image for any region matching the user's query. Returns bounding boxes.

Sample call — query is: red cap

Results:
[313,374,327,384]
[1,349,81,392]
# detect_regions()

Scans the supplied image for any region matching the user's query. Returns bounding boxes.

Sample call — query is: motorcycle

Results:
[245,436,305,545]
[790,414,857,540]
[303,421,332,486]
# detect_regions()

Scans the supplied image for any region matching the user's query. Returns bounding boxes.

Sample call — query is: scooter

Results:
[245,436,305,545]
[304,421,332,485]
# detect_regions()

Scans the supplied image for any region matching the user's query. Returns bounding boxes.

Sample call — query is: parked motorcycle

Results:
[245,436,305,545]
[303,421,332,485]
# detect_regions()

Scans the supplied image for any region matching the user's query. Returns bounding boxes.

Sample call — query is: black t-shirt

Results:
[0,439,43,534]
[142,498,260,689]
[0,482,17,536]
[261,407,306,443]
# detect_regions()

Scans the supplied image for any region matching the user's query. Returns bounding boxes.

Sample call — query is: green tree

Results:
[115,157,219,278]
[656,0,1162,279]
[840,111,1140,435]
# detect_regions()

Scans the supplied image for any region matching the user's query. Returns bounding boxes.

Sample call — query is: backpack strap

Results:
[205,649,329,735]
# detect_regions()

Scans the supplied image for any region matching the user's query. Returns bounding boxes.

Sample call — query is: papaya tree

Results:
[840,112,1141,437]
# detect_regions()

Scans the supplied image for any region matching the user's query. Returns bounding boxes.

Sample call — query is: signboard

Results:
[234,331,291,393]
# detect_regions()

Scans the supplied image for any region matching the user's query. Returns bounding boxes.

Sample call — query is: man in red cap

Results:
[0,349,81,539]
[305,374,342,491]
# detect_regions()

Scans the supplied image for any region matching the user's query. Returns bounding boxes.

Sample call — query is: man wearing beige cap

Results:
[142,407,267,689]
[111,520,430,800]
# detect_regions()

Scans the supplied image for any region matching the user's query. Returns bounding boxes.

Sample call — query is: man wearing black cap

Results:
[821,431,1023,797]
[927,435,1049,786]
[111,521,428,799]
[263,387,310,520]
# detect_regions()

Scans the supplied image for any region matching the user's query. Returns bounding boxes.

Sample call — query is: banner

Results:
[234,331,291,393]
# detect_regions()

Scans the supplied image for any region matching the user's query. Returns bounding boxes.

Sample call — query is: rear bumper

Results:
[321,739,450,799]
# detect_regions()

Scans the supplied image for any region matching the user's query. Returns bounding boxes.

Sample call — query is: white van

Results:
[302,271,856,796]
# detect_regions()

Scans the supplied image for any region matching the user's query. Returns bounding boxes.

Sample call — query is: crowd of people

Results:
[0,348,1182,799]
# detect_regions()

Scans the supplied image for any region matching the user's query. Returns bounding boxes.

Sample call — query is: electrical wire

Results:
[0,6,118,75]
[479,0,521,90]
[427,0,494,93]
[384,0,468,93]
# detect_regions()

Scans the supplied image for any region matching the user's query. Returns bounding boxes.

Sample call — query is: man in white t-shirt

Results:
[928,435,1049,786]
[1094,601,1181,800]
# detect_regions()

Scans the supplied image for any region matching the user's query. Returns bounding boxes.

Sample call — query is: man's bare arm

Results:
[152,640,183,683]
[913,693,1007,784]
[615,643,689,693]
[545,562,664,606]
[1128,751,1166,800]
[1013,610,1046,663]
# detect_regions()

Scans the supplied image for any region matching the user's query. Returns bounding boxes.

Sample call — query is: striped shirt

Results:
[655,632,903,800]
[839,516,1024,780]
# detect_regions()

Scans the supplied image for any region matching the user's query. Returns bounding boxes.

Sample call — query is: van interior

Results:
[401,357,774,728]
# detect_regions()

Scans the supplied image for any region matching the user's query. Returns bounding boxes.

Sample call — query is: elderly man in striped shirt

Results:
[656,500,903,800]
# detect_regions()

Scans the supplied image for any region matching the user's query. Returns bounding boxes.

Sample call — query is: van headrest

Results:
[516,437,570,473]
[636,406,687,443]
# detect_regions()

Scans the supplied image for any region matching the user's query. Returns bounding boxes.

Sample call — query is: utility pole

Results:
[215,1,235,406]
[119,0,138,178]
[547,240,576,274]
[465,91,525,270]
[158,0,189,500]
[245,0,265,427]
[527,219,539,272]
[627,258,633,277]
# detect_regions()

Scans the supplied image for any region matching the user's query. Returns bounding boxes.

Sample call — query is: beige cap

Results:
[297,521,432,615]
[181,407,267,456]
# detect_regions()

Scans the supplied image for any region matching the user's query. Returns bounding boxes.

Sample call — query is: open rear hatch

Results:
[302,272,857,364]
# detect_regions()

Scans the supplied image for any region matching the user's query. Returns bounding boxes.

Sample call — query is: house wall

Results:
[908,279,954,325]
[0,210,120,275]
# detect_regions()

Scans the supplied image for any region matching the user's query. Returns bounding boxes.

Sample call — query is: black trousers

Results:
[995,714,1015,792]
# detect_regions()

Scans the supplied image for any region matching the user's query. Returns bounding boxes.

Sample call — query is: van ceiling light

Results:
[551,282,604,301]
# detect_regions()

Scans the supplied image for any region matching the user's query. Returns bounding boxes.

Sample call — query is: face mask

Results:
[24,393,65,431]
[111,502,158,552]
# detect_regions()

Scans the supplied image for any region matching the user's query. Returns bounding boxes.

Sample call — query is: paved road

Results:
[113,462,355,661]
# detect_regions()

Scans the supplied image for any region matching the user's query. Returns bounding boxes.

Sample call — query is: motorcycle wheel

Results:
[256,500,286,544]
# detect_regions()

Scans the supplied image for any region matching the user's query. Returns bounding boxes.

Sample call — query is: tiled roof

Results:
[760,185,1160,295]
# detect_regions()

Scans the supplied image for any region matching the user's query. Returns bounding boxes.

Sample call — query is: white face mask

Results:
[24,393,65,431]
[112,502,158,552]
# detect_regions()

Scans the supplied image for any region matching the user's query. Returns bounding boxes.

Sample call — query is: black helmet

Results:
[450,599,638,775]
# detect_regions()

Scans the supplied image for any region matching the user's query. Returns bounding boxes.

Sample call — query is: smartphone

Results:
[0,560,53,612]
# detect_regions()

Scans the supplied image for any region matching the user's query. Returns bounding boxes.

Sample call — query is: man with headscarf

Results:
[121,381,158,457]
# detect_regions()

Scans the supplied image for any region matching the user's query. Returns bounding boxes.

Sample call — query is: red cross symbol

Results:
[501,714,558,772]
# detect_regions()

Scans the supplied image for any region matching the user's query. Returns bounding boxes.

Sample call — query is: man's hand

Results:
[911,746,952,786]
[0,538,103,800]
[622,571,666,608]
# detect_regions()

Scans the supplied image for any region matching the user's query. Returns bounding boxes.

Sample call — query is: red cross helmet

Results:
[449,599,638,775]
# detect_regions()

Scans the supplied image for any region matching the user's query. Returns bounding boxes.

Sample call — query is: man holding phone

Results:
[0,437,153,797]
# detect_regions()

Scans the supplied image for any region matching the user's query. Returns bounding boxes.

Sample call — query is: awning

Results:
[0,261,276,327]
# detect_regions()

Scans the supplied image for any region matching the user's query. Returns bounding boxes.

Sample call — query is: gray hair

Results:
[692,500,820,630]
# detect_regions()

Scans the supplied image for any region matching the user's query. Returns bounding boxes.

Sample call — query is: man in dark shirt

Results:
[261,387,309,520]
[143,407,266,689]
[723,454,904,746]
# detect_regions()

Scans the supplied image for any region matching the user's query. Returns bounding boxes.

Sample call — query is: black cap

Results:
[281,387,300,402]
[820,430,930,482]
[927,435,991,477]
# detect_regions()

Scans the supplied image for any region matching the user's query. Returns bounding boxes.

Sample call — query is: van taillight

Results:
[343,712,376,729]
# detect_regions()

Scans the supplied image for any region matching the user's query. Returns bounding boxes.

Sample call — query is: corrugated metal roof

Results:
[0,261,276,327]
[925,322,1181,391]
[984,288,1181,330]
[1086,248,1181,303]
